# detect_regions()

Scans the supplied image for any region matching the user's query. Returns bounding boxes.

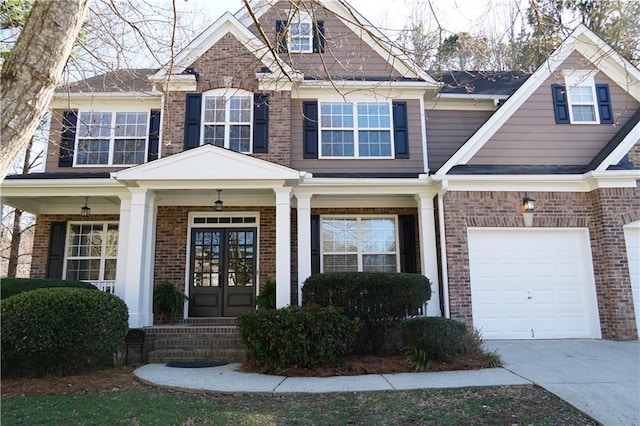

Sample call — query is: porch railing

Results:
[90,280,116,294]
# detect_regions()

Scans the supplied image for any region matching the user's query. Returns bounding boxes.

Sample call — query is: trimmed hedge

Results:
[0,277,98,300]
[302,272,431,353]
[400,317,468,362]
[237,305,359,373]
[1,288,128,377]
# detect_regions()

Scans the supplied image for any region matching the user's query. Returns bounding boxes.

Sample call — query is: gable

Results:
[469,52,640,167]
[244,0,429,81]
[436,25,640,175]
[113,144,302,183]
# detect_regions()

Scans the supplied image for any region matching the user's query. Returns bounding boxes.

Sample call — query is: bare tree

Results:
[1,0,89,180]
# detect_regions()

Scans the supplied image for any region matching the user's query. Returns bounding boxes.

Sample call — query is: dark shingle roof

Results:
[431,71,531,96]
[58,68,158,93]
[4,172,112,180]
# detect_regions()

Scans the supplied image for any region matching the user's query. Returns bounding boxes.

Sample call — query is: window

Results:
[565,71,599,123]
[289,13,313,53]
[202,89,252,153]
[321,216,398,272]
[64,223,118,282]
[75,111,149,165]
[320,102,393,158]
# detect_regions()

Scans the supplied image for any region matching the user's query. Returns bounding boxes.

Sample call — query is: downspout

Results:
[437,179,450,318]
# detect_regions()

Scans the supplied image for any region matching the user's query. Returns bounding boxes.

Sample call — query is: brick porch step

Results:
[143,318,246,364]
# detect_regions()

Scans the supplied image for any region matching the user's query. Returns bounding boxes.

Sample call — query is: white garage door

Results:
[623,222,640,335]
[468,228,600,339]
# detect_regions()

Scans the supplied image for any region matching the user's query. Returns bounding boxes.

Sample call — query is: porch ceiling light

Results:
[215,190,224,212]
[81,197,91,217]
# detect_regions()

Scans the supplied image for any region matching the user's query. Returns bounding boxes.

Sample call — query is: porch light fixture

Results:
[81,197,91,217]
[522,195,535,227]
[214,190,224,212]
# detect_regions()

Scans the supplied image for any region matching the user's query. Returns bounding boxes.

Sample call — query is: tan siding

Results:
[290,98,424,174]
[248,0,403,80]
[425,110,493,171]
[470,51,640,166]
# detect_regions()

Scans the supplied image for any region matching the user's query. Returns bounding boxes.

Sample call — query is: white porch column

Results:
[122,188,157,327]
[415,192,442,316]
[115,194,131,301]
[274,187,292,308]
[295,193,312,305]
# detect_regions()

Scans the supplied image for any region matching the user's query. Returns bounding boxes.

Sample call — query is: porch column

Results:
[115,194,131,301]
[415,192,442,316]
[274,187,292,308]
[122,188,157,327]
[295,193,312,305]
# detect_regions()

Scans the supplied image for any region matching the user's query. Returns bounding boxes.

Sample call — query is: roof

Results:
[58,68,158,93]
[432,71,532,96]
[4,172,112,180]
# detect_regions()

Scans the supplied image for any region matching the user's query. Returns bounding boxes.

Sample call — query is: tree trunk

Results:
[0,0,89,180]
[6,208,23,278]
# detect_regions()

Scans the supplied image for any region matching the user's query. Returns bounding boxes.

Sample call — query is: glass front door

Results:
[189,228,256,317]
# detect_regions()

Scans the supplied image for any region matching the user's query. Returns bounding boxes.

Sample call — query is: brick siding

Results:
[444,189,639,340]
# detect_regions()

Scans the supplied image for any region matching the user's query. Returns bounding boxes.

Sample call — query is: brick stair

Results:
[144,318,246,364]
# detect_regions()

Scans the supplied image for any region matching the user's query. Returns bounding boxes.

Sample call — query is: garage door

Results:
[468,228,600,339]
[623,222,640,334]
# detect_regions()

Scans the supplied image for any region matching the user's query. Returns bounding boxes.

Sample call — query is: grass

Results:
[1,385,598,425]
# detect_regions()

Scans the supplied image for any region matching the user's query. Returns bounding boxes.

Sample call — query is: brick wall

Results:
[161,33,292,167]
[31,214,120,278]
[443,189,639,340]
[627,142,640,168]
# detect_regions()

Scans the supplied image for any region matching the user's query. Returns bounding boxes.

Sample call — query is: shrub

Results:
[153,280,188,322]
[255,280,276,310]
[0,277,97,300]
[400,317,467,362]
[302,272,431,353]
[1,288,129,377]
[237,305,359,373]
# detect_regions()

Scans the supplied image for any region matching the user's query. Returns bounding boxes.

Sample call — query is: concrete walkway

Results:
[135,339,639,425]
[485,339,640,426]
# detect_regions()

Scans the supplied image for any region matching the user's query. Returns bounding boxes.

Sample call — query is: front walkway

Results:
[485,339,640,426]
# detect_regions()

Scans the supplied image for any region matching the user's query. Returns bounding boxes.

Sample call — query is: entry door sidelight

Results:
[189,228,256,317]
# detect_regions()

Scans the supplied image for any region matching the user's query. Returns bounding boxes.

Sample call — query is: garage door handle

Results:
[527,296,533,300]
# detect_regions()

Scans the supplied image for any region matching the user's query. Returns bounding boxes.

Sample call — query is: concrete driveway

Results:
[485,339,639,426]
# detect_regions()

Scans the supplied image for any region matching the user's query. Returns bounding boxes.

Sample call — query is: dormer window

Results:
[551,70,613,125]
[289,13,313,53]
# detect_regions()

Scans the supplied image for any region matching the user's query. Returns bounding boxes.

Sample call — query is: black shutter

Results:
[303,101,319,159]
[398,215,417,273]
[551,84,570,124]
[275,20,287,53]
[392,101,409,159]
[59,111,77,167]
[311,215,320,275]
[596,84,613,124]
[46,222,67,279]
[184,93,202,150]
[253,93,269,153]
[313,21,325,53]
[148,109,161,161]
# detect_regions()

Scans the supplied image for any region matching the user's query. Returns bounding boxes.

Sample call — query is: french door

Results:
[189,228,256,317]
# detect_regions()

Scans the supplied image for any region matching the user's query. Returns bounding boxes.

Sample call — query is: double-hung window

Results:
[321,216,398,272]
[320,102,393,158]
[75,111,148,165]
[289,13,313,53]
[64,222,119,282]
[202,89,253,153]
[565,71,599,123]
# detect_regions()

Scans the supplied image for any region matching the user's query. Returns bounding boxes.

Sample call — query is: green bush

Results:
[0,277,98,300]
[255,280,276,310]
[302,272,431,353]
[237,305,359,373]
[400,317,468,362]
[1,288,128,377]
[153,280,188,322]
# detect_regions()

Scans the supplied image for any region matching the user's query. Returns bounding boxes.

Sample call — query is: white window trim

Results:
[320,215,400,273]
[563,70,600,124]
[201,88,254,153]
[318,100,395,159]
[73,110,150,167]
[288,12,313,53]
[63,221,119,283]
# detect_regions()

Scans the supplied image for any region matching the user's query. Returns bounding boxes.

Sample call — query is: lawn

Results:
[2,376,598,425]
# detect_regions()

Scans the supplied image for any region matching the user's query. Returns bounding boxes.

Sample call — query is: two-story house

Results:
[2,0,638,341]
